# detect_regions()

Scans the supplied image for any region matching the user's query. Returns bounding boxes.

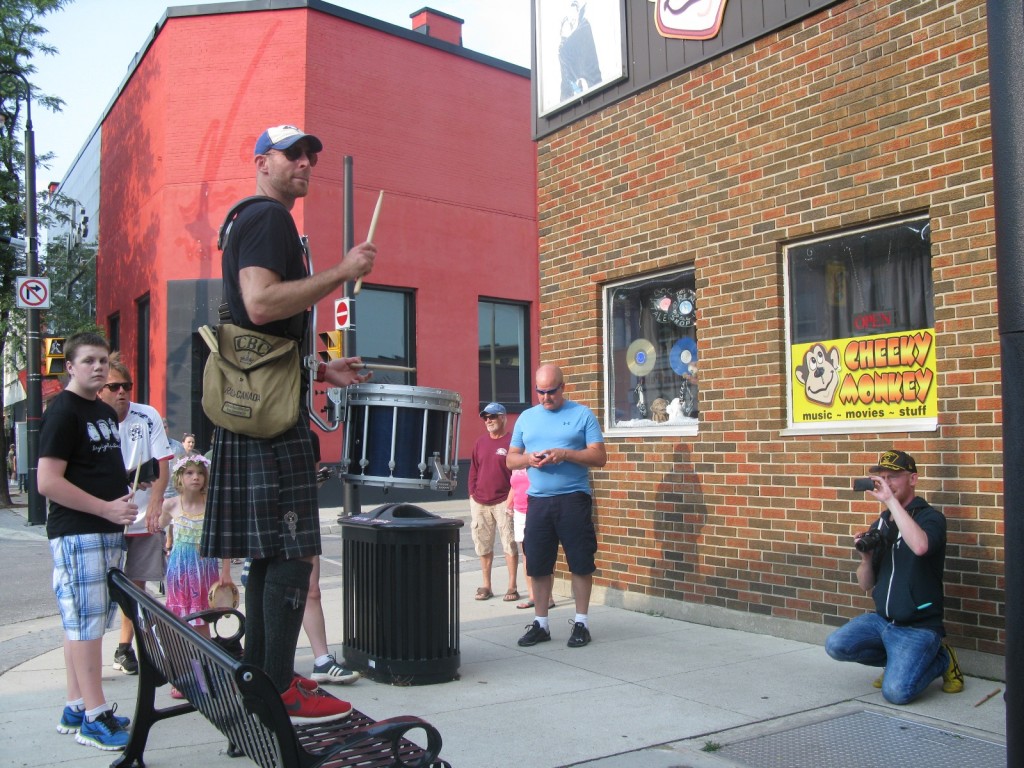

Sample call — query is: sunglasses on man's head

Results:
[536,384,562,395]
[483,413,502,420]
[274,145,318,166]
[103,382,133,393]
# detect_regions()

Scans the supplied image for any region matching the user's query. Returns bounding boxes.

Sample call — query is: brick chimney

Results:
[410,7,463,47]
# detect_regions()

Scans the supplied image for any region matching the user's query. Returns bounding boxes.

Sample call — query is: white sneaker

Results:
[310,655,361,685]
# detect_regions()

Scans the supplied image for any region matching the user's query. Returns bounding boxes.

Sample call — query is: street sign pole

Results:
[341,156,360,522]
[23,85,44,526]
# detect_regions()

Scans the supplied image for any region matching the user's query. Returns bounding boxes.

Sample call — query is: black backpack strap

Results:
[217,195,279,251]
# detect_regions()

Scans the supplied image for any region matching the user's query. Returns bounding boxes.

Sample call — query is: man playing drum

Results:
[201,125,375,723]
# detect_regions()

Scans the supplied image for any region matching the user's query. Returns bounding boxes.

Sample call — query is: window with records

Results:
[784,216,937,433]
[479,300,530,411]
[604,269,698,434]
[358,287,415,386]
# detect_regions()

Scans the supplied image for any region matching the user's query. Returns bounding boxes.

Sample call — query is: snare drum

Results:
[341,384,461,490]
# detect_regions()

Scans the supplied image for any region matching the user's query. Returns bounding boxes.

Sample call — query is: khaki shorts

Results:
[124,533,167,582]
[470,498,518,557]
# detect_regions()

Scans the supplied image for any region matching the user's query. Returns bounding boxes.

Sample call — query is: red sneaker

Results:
[292,674,319,692]
[281,677,352,724]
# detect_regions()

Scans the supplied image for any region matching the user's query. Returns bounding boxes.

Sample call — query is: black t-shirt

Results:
[41,389,128,539]
[221,197,309,340]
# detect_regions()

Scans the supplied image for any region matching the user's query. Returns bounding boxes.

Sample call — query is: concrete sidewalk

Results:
[0,498,1006,767]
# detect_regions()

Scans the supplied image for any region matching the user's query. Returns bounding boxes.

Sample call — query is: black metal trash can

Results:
[340,503,464,685]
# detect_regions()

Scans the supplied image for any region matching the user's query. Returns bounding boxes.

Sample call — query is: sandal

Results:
[503,590,520,602]
[517,600,557,610]
[475,587,494,601]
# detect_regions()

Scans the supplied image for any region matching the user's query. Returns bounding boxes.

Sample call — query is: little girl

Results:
[160,454,233,639]
[508,468,555,611]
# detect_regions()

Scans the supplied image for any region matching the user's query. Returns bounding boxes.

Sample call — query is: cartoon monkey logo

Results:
[795,343,842,406]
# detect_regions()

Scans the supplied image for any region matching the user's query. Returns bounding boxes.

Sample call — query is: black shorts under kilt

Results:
[200,415,320,560]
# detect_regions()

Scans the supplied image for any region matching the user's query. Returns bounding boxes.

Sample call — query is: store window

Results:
[784,216,936,433]
[479,300,529,411]
[603,269,698,435]
[358,287,415,386]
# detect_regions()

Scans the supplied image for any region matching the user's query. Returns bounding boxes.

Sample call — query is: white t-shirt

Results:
[118,402,174,534]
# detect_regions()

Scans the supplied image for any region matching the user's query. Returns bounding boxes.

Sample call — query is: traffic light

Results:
[318,330,343,362]
[43,337,66,377]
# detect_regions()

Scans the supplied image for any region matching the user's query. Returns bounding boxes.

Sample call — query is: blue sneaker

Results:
[74,705,131,751]
[58,704,131,734]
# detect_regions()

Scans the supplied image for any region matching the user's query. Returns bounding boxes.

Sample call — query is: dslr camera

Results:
[855,528,885,553]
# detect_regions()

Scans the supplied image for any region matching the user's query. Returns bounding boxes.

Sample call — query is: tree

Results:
[0,0,73,507]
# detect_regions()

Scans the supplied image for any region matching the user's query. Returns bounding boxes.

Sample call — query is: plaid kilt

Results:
[201,415,321,560]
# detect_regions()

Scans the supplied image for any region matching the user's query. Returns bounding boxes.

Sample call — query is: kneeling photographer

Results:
[824,450,964,704]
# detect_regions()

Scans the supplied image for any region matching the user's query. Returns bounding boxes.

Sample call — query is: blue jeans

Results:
[825,612,948,704]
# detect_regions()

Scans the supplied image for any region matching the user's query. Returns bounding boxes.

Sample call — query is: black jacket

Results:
[870,496,947,632]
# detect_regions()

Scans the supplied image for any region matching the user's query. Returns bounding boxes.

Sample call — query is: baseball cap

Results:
[479,402,507,417]
[869,450,917,474]
[254,125,324,156]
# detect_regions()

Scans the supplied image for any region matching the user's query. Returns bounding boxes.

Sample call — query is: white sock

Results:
[67,698,84,711]
[574,613,589,627]
[535,615,549,630]
[85,703,109,722]
[314,654,333,667]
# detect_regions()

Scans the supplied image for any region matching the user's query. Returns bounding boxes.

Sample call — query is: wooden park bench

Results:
[107,568,450,768]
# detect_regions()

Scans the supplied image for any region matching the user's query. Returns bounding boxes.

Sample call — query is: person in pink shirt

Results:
[508,468,556,610]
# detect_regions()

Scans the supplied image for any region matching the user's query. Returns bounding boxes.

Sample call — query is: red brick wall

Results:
[98,6,538,458]
[537,0,1002,655]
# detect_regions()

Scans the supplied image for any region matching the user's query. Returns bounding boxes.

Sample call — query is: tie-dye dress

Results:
[165,501,219,623]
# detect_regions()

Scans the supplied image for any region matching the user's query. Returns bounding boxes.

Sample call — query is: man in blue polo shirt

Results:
[508,364,606,648]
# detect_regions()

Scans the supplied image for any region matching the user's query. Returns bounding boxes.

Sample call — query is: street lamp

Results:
[2,71,44,525]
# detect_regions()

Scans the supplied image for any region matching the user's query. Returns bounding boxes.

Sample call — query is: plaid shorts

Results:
[50,533,124,641]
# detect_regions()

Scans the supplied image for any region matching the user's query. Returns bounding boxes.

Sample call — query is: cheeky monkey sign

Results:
[791,329,938,426]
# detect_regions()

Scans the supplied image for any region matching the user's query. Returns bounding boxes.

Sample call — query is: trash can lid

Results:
[340,503,464,528]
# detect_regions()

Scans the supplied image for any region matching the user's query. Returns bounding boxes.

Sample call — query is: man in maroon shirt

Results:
[469,403,519,601]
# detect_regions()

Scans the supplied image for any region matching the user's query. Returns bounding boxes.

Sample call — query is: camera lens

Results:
[855,529,883,553]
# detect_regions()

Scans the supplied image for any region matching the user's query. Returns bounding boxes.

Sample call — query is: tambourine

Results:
[208,582,240,610]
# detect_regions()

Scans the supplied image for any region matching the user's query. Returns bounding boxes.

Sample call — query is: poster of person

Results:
[536,0,625,116]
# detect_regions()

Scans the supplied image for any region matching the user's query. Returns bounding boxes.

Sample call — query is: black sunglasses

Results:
[103,382,133,393]
[536,384,562,395]
[274,145,318,166]
[482,413,502,420]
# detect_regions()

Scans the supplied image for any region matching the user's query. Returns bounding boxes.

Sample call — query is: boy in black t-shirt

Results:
[38,332,138,751]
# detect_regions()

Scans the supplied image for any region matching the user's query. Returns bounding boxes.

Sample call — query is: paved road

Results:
[0,503,63,674]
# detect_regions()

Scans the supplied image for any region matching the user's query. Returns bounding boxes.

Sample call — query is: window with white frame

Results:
[784,216,937,433]
[604,269,698,434]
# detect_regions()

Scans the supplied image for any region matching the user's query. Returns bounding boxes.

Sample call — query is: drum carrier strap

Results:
[216,196,307,340]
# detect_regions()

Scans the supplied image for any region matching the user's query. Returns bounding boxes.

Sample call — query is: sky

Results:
[28,0,533,185]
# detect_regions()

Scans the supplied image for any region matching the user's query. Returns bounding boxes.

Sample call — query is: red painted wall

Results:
[97,6,537,461]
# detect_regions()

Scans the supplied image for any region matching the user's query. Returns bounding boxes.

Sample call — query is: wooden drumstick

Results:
[350,362,416,373]
[131,462,142,497]
[354,190,383,295]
